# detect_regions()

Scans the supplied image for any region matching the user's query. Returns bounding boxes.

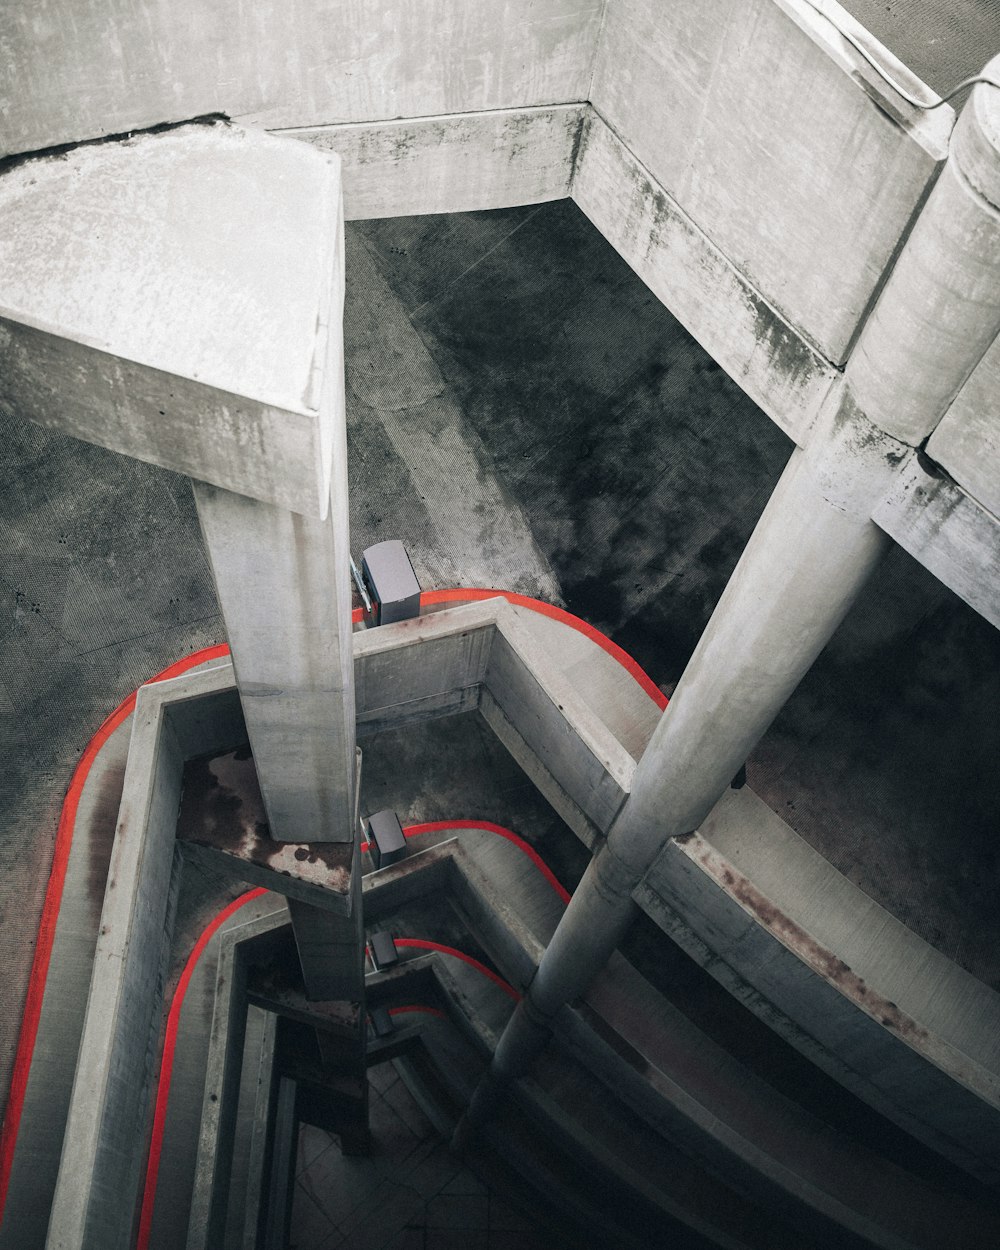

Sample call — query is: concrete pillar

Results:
[457,69,1000,1141]
[287,840,365,1004]
[193,476,356,844]
[847,57,1000,444]
[458,447,892,1136]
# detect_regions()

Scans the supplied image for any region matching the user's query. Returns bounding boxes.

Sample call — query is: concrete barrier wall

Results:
[0,0,602,157]
[353,600,496,733]
[46,663,252,1250]
[47,686,184,1250]
[587,0,950,367]
[635,803,1000,1187]
[290,105,586,220]
[484,611,634,836]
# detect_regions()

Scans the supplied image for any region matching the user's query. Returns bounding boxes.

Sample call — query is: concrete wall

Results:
[47,665,242,1250]
[587,0,949,366]
[292,105,586,220]
[635,793,1000,1187]
[570,111,838,445]
[0,0,602,157]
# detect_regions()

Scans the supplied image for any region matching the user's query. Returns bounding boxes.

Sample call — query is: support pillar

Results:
[459,66,1000,1142]
[194,478,356,844]
[458,447,892,1137]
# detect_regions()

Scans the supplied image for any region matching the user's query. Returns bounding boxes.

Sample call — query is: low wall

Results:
[635,789,1000,1187]
[46,665,243,1250]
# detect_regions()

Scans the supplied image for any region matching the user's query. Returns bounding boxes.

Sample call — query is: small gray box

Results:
[369,1005,394,1037]
[369,931,399,971]
[361,540,420,625]
[366,809,406,869]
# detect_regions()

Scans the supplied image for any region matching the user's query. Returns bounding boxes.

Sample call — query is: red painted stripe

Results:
[418,588,668,710]
[387,1004,447,1020]
[359,823,569,903]
[0,644,230,1223]
[394,938,520,1002]
[135,886,267,1250]
[6,586,656,1233]
[403,820,571,904]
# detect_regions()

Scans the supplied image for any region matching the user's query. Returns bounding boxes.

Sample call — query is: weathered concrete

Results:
[637,822,1000,1187]
[848,56,1000,444]
[873,460,1000,629]
[483,615,634,835]
[353,599,639,839]
[293,106,585,220]
[461,443,892,1137]
[564,953,996,1248]
[194,481,357,844]
[928,331,1000,519]
[287,847,365,1001]
[46,663,240,1250]
[0,0,602,156]
[587,0,951,363]
[0,123,344,518]
[571,110,837,446]
[186,918,254,1250]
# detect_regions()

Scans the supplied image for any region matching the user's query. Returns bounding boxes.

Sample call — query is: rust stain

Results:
[682,833,931,1047]
[176,749,351,895]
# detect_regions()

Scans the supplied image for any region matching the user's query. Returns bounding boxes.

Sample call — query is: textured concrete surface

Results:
[0,121,343,517]
[0,0,603,156]
[3,199,1000,1173]
[842,0,1000,93]
[589,0,949,364]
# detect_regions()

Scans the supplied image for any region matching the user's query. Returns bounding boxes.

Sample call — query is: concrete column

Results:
[458,446,892,1137]
[847,58,1000,444]
[457,68,1000,1142]
[287,840,365,1003]
[193,476,356,843]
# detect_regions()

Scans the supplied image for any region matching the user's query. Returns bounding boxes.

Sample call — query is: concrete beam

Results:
[587,0,950,364]
[0,122,344,518]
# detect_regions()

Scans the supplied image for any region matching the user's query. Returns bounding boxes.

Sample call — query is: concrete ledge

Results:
[566,953,994,1250]
[637,802,1000,1186]
[288,105,586,220]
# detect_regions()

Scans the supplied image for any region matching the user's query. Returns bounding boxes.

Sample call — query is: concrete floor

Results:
[841,0,1000,94]
[3,195,1000,1176]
